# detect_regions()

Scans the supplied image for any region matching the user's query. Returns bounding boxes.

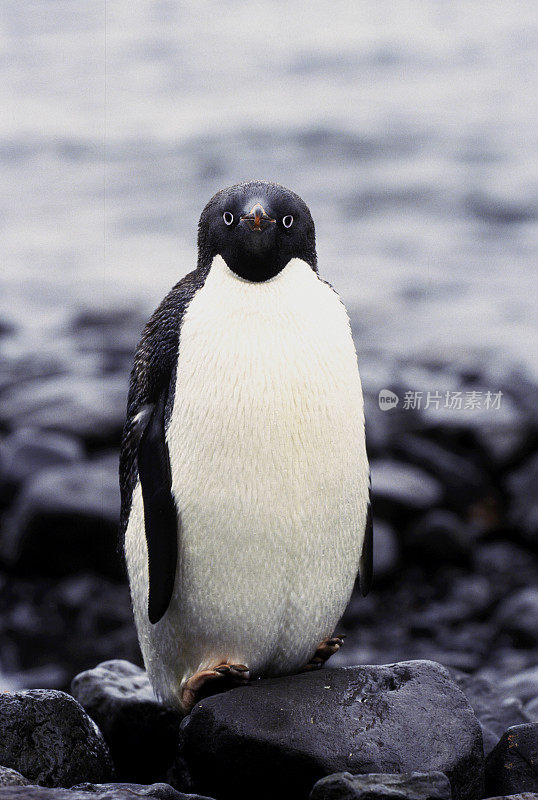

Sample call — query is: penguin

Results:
[120,181,372,714]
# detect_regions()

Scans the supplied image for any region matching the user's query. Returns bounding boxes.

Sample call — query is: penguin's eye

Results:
[282,215,294,228]
[223,211,234,226]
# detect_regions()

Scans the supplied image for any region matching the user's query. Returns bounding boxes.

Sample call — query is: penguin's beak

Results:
[240,203,276,232]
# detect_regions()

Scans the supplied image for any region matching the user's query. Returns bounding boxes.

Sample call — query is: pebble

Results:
[2,459,122,579]
[309,771,452,800]
[495,589,538,647]
[0,374,127,449]
[0,785,213,799]
[370,460,443,520]
[71,660,181,784]
[405,510,473,566]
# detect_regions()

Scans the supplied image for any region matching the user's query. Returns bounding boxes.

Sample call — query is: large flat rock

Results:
[180,660,484,800]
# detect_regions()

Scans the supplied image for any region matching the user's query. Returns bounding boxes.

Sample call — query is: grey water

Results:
[1,0,537,377]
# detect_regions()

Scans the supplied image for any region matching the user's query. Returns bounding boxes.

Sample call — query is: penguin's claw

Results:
[181,662,250,714]
[300,634,346,672]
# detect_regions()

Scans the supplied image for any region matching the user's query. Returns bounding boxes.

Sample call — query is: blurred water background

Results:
[2,0,537,368]
[0,1,537,701]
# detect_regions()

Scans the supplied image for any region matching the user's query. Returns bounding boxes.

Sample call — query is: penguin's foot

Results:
[180,663,250,713]
[300,634,346,672]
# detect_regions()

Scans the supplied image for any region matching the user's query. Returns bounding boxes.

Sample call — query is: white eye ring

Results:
[282,215,294,228]
[223,211,234,225]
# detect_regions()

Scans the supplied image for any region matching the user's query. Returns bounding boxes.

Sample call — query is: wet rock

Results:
[474,544,538,602]
[526,698,538,722]
[372,519,400,581]
[0,784,213,799]
[309,771,452,800]
[370,460,442,521]
[485,723,538,796]
[0,573,138,692]
[1,459,122,579]
[0,428,83,501]
[70,306,146,374]
[0,352,67,395]
[500,669,538,706]
[71,660,181,783]
[419,395,528,470]
[449,670,531,756]
[393,434,488,508]
[484,794,538,800]
[410,575,492,631]
[405,510,472,566]
[495,589,538,647]
[180,660,484,800]
[0,768,29,787]
[0,374,127,449]
[506,455,538,548]
[0,689,113,787]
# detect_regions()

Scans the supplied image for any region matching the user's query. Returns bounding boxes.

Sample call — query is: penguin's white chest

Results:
[126,256,369,700]
[170,256,367,657]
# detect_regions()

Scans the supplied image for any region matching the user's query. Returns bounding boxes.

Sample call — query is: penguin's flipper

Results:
[358,480,373,597]
[137,387,178,624]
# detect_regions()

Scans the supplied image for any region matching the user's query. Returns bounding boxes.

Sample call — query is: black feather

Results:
[138,389,178,623]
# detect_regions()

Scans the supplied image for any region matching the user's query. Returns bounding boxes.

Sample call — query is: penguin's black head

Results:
[197,181,317,282]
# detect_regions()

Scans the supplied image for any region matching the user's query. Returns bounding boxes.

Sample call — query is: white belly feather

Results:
[125,256,369,705]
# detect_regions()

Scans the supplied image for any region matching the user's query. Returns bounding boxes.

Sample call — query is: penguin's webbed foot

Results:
[181,663,250,714]
[300,634,346,672]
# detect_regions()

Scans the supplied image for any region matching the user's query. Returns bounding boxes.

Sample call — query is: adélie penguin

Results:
[120,181,372,713]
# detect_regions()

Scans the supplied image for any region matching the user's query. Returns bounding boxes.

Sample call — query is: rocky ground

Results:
[0,309,536,799]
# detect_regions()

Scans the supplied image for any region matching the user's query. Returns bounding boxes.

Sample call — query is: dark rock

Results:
[0,352,67,395]
[372,519,400,581]
[370,461,443,521]
[506,455,538,548]
[74,783,213,799]
[474,544,538,602]
[180,660,484,800]
[0,689,113,787]
[71,660,181,783]
[309,771,452,800]
[70,306,146,374]
[501,669,538,706]
[526,698,538,722]
[448,670,531,756]
[1,459,122,579]
[405,510,472,566]
[0,374,127,449]
[485,723,538,795]
[392,434,488,508]
[0,428,83,501]
[0,573,138,692]
[484,794,538,800]
[419,395,528,470]
[410,575,492,630]
[0,768,29,787]
[0,783,213,799]
[495,589,538,647]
